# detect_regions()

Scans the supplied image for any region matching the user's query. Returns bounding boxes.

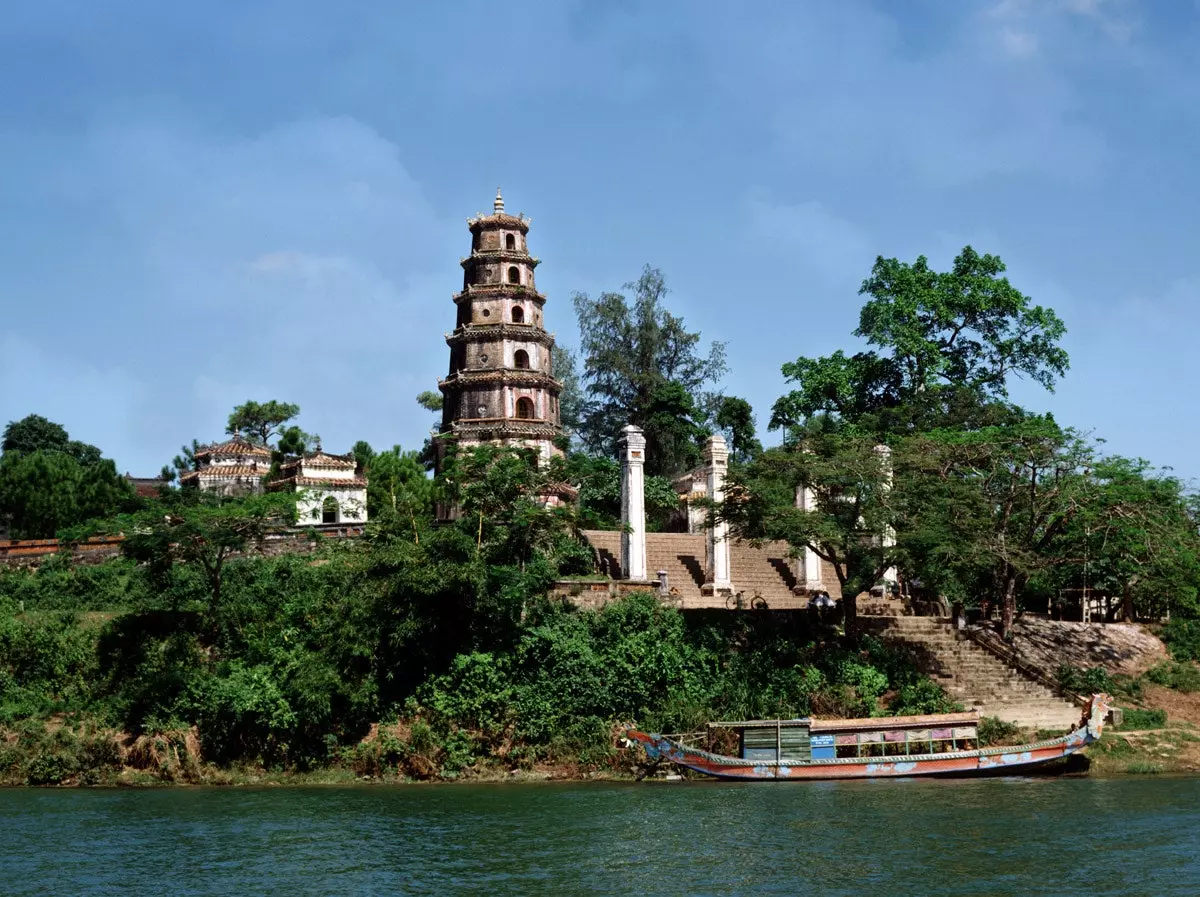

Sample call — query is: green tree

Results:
[1062,458,1200,623]
[723,425,900,636]
[2,415,70,454]
[552,346,585,434]
[226,400,300,446]
[0,416,134,538]
[772,247,1068,434]
[901,417,1090,635]
[572,265,727,473]
[162,439,202,484]
[112,492,297,619]
[416,391,444,414]
[364,446,433,540]
[715,396,762,464]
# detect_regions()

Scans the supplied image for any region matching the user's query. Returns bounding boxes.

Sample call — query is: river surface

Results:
[2,776,1197,895]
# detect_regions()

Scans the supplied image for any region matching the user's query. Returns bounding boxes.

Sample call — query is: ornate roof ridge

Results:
[195,436,272,458]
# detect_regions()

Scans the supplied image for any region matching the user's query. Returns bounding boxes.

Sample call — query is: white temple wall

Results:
[295,487,368,526]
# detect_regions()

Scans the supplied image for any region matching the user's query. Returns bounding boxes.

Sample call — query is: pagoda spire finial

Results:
[494,187,504,214]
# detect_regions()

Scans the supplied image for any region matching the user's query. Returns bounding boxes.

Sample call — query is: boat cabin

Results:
[710,711,981,763]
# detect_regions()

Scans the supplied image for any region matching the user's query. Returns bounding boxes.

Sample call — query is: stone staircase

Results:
[862,616,1083,732]
[581,531,810,609]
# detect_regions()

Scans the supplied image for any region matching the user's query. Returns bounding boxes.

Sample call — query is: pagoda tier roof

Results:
[194,437,271,459]
[444,419,562,441]
[278,450,357,473]
[453,284,546,304]
[180,466,266,482]
[445,324,555,346]
[461,250,540,268]
[267,474,368,491]
[439,370,562,391]
[466,212,530,233]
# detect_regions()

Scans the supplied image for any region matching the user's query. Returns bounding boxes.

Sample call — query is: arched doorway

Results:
[515,397,534,419]
[322,496,339,524]
[511,305,524,324]
[507,266,520,284]
[514,349,530,369]
[505,233,516,251]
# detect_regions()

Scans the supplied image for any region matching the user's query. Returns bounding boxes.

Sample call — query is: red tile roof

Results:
[279,450,357,473]
[180,465,267,481]
[195,437,271,459]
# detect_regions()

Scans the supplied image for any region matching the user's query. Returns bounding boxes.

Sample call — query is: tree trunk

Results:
[842,591,858,640]
[1121,580,1135,623]
[1001,573,1017,639]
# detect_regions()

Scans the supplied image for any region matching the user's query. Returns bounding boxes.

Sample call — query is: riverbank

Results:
[8,709,1200,787]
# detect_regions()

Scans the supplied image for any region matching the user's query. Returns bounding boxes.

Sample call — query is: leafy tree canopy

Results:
[572,265,727,474]
[2,414,70,455]
[0,415,133,538]
[715,396,762,465]
[415,391,443,413]
[772,247,1068,434]
[226,400,300,446]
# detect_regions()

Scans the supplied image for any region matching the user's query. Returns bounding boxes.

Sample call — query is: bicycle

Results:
[725,590,768,611]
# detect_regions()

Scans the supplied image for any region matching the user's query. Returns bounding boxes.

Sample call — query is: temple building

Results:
[436,189,565,464]
[179,437,271,495]
[266,450,367,526]
[180,436,368,526]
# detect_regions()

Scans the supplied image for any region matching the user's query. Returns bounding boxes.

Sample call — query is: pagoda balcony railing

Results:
[453,284,546,303]
[461,250,540,267]
[438,369,562,389]
[445,324,555,345]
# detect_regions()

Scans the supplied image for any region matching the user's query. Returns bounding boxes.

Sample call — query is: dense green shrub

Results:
[0,557,137,612]
[1117,707,1167,729]
[978,716,1021,745]
[890,678,961,716]
[1056,664,1114,695]
[1145,661,1200,693]
[1162,619,1200,663]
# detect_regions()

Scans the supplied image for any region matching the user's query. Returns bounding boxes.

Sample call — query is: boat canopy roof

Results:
[708,711,980,732]
[811,711,979,732]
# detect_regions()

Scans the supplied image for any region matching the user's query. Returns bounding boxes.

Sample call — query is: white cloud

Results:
[1,116,459,471]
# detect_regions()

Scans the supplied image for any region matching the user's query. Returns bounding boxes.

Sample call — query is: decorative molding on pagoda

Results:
[447,419,561,440]
[438,369,562,391]
[453,284,547,304]
[466,212,530,233]
[461,250,541,269]
[445,324,556,347]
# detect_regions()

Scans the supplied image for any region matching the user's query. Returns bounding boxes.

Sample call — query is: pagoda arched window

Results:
[511,306,524,324]
[507,266,521,284]
[516,397,534,420]
[506,233,516,251]
[514,349,530,370]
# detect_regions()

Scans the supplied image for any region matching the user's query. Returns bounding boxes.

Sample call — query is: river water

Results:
[2,777,1197,895]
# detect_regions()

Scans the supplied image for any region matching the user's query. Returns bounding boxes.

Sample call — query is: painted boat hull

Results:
[627,694,1112,781]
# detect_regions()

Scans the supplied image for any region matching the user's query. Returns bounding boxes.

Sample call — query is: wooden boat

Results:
[626,693,1112,780]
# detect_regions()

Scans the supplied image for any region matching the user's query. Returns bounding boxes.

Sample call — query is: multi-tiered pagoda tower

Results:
[436,190,564,463]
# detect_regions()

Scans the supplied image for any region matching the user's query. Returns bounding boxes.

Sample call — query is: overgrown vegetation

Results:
[1,555,955,784]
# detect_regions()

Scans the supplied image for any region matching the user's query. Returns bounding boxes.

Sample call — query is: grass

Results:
[1116,708,1168,730]
[1125,761,1164,775]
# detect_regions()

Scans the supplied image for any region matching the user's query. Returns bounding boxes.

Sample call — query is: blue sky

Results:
[2,0,1199,480]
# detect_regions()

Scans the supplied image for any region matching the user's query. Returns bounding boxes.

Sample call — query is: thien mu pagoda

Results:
[436,189,565,464]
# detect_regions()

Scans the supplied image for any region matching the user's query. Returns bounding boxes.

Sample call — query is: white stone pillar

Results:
[702,434,733,597]
[619,424,648,581]
[874,444,898,587]
[794,484,824,591]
